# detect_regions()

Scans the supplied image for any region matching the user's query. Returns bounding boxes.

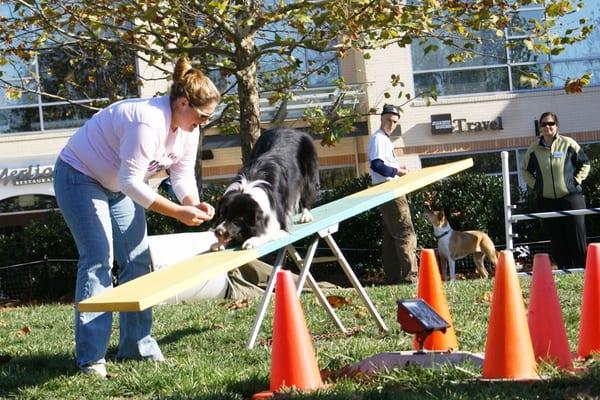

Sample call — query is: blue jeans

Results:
[53,158,163,367]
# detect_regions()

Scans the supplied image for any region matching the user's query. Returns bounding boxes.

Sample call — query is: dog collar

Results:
[435,229,451,239]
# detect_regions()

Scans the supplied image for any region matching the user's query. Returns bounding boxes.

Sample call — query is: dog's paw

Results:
[242,236,263,249]
[210,242,225,252]
[299,208,313,223]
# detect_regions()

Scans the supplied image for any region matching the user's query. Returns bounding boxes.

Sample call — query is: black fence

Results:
[0,258,77,304]
[1,237,597,305]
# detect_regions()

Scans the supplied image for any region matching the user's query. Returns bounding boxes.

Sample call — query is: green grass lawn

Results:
[1,274,598,399]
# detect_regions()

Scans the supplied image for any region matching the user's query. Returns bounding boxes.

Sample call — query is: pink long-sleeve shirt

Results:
[60,95,199,208]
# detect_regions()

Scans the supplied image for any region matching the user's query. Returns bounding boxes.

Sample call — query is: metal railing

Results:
[501,150,597,251]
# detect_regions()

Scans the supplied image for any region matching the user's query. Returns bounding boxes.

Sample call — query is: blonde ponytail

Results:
[172,57,193,83]
[170,56,221,107]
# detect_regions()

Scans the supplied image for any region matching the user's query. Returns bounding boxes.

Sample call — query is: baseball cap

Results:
[382,104,400,117]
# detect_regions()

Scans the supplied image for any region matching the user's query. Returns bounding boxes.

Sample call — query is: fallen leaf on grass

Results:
[223,298,249,310]
[258,326,365,347]
[0,319,5,327]
[326,295,352,308]
[322,364,371,382]
[0,299,27,310]
[313,326,365,342]
[479,291,493,304]
[354,306,369,320]
[16,326,31,336]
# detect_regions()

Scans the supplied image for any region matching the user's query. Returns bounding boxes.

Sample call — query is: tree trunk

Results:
[236,36,261,165]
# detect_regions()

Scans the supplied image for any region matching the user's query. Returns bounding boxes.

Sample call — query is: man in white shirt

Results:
[367,104,417,284]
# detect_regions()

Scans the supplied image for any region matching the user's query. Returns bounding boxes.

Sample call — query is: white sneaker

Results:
[80,362,107,378]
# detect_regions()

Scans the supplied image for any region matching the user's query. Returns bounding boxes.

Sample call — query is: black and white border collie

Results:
[211,128,318,250]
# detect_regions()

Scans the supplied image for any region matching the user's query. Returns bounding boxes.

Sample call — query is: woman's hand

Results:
[148,196,215,226]
[176,205,213,226]
[195,202,215,220]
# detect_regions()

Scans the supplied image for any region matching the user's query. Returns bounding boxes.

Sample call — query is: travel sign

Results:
[431,114,504,135]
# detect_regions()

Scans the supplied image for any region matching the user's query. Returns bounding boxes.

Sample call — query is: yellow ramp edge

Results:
[78,159,473,313]
[353,158,473,198]
[78,249,260,312]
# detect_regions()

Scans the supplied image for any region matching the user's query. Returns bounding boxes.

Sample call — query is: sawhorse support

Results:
[246,223,388,348]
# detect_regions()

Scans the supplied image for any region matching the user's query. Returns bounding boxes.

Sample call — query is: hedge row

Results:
[1,158,599,282]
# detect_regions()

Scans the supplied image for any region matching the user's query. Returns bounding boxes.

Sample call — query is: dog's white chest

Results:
[436,232,452,258]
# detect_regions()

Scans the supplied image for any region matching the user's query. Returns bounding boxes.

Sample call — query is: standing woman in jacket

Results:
[53,57,221,377]
[520,112,591,269]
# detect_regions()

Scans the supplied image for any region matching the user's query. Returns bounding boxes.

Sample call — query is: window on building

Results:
[412,0,600,96]
[318,166,356,191]
[206,13,340,93]
[0,194,57,213]
[0,4,137,135]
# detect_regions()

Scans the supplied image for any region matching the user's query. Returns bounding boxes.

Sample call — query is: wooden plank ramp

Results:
[79,158,473,312]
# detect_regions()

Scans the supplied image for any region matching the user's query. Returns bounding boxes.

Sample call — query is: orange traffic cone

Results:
[527,253,573,369]
[482,250,538,380]
[578,243,600,358]
[253,270,323,399]
[414,249,458,351]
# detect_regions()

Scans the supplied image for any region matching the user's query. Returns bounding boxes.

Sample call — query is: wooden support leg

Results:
[246,248,286,349]
[286,243,346,332]
[323,234,389,332]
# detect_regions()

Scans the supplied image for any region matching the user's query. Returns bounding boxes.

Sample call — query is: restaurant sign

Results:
[0,165,54,186]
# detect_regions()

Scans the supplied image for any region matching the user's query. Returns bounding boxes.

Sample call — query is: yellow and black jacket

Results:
[521,134,590,199]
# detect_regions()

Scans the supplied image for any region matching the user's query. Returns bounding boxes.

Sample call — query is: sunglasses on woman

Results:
[540,121,556,127]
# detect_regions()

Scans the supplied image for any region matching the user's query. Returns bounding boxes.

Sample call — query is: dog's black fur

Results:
[211,128,318,250]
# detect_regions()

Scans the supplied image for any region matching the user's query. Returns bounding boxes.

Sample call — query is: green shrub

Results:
[3,163,596,291]
[315,174,382,277]
[313,171,511,279]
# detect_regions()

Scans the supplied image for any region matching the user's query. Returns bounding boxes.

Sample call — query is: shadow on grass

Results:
[160,374,268,400]
[157,326,212,346]
[226,374,270,399]
[0,352,76,397]
[330,363,600,400]
[165,363,600,399]
[103,326,212,357]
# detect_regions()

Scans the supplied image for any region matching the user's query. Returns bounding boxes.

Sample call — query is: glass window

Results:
[0,56,32,81]
[412,1,600,96]
[511,64,551,90]
[412,32,506,71]
[0,4,137,135]
[551,0,600,60]
[0,80,38,107]
[507,38,550,63]
[508,8,545,37]
[41,104,97,131]
[0,195,57,213]
[318,166,356,191]
[0,108,40,134]
[552,60,600,86]
[414,67,509,96]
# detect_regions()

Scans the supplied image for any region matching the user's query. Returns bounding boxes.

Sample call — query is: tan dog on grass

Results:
[425,209,497,281]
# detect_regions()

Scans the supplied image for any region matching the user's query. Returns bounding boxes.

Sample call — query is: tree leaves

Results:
[0,0,593,162]
[565,73,592,94]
